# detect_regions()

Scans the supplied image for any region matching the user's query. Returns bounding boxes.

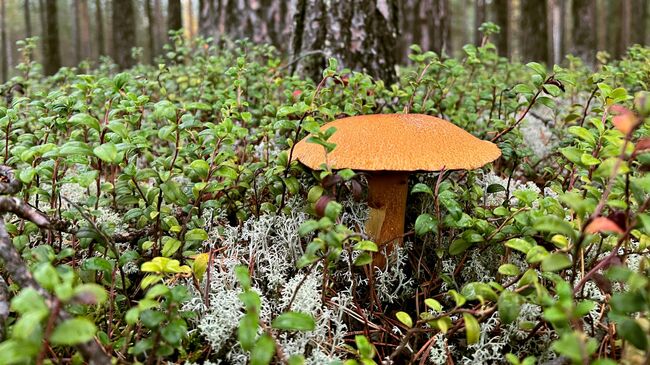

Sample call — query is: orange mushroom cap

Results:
[292,114,501,171]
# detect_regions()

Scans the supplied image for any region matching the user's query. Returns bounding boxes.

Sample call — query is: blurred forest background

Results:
[0,0,648,82]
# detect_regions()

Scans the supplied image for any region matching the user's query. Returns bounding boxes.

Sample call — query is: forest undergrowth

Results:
[0,28,648,365]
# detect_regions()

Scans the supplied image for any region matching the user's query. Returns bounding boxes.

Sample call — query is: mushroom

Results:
[292,114,501,266]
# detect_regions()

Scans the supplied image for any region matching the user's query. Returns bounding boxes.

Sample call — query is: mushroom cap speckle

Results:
[292,114,501,171]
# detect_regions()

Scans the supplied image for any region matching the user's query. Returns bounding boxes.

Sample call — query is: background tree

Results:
[43,0,61,75]
[519,0,549,63]
[95,0,105,58]
[168,0,182,33]
[112,0,136,69]
[291,0,399,83]
[23,0,31,39]
[572,0,596,65]
[491,0,508,57]
[1,0,7,82]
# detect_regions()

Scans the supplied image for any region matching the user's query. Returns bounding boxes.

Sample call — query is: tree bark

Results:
[78,0,91,61]
[619,0,632,56]
[43,0,61,75]
[631,0,647,45]
[572,0,596,65]
[492,0,509,57]
[430,0,451,55]
[291,0,399,84]
[198,0,220,40]
[1,0,7,82]
[23,0,32,39]
[154,0,165,53]
[74,0,81,63]
[95,0,105,58]
[146,0,156,63]
[112,0,136,69]
[520,0,549,63]
[168,0,182,32]
[474,0,486,45]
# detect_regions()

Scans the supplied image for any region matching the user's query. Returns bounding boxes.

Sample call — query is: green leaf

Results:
[161,237,182,257]
[534,216,576,240]
[498,291,522,324]
[498,264,520,276]
[526,62,547,77]
[487,183,506,193]
[449,238,471,255]
[355,335,375,359]
[463,313,480,344]
[69,113,100,131]
[238,312,259,351]
[250,334,276,365]
[49,318,97,345]
[618,318,648,350]
[424,298,442,312]
[541,253,572,272]
[354,252,373,266]
[353,240,378,252]
[160,320,187,346]
[235,265,252,290]
[395,311,413,328]
[505,238,534,254]
[93,142,119,163]
[272,312,316,331]
[414,214,437,236]
[185,228,208,241]
[411,183,433,195]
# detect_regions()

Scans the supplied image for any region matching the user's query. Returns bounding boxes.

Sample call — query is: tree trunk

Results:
[474,0,486,45]
[154,0,165,54]
[168,0,182,32]
[95,0,105,58]
[291,0,399,84]
[74,0,81,63]
[430,0,450,55]
[78,0,91,60]
[23,0,31,39]
[1,0,7,82]
[520,0,549,63]
[631,0,647,45]
[572,0,596,65]
[112,0,136,69]
[596,0,606,52]
[198,0,220,40]
[619,0,632,56]
[43,0,61,75]
[146,0,156,63]
[492,0,509,57]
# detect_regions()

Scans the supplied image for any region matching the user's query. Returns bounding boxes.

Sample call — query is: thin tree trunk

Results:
[596,0,606,52]
[43,0,61,75]
[198,0,219,40]
[291,0,399,84]
[23,0,32,39]
[619,0,632,56]
[78,0,91,60]
[520,0,549,63]
[474,0,486,45]
[492,0,509,57]
[631,0,647,45]
[146,0,156,63]
[95,0,105,58]
[572,0,596,65]
[112,0,136,69]
[154,0,165,51]
[74,0,81,63]
[168,0,182,32]
[430,0,450,55]
[1,0,7,82]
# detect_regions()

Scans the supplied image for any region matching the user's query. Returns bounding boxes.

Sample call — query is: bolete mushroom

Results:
[292,114,501,266]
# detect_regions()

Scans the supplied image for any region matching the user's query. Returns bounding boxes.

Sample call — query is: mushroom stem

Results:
[365,172,409,267]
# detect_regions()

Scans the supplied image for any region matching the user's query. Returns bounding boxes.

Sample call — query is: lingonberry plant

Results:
[0,26,647,364]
